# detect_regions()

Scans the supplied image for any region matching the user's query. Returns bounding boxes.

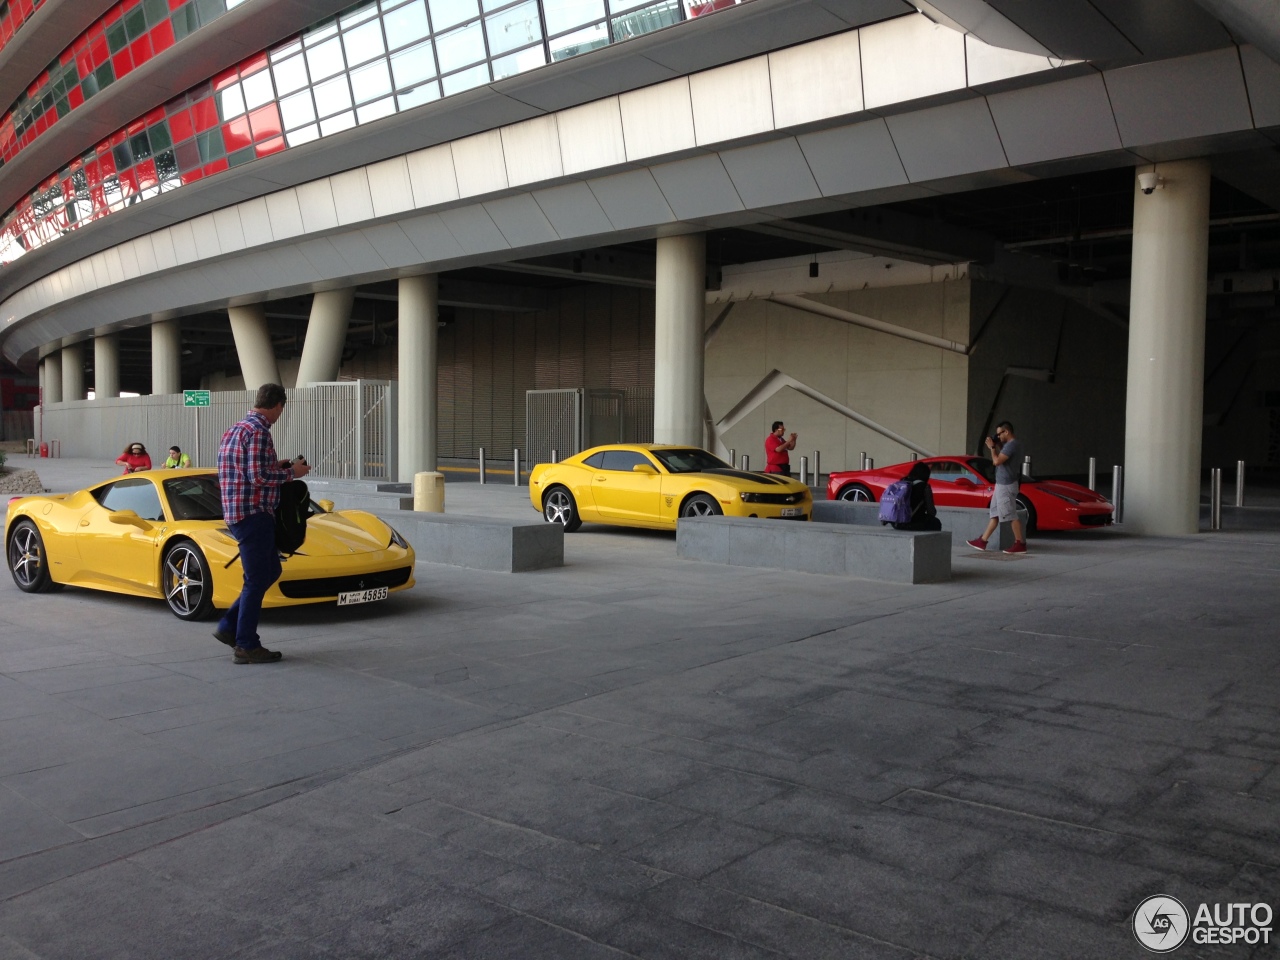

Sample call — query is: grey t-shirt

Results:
[996,437,1022,485]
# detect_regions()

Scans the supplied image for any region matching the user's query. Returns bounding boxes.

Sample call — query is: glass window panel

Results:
[549,21,607,61]
[383,0,430,49]
[241,70,274,110]
[271,39,302,61]
[610,0,679,41]
[390,39,436,90]
[278,89,315,129]
[350,58,392,103]
[342,18,385,66]
[129,132,152,161]
[217,81,245,119]
[285,123,319,147]
[124,6,147,40]
[319,110,356,136]
[303,20,339,44]
[491,43,545,79]
[396,80,439,109]
[305,35,345,80]
[143,0,169,26]
[148,122,172,152]
[435,20,485,73]
[312,74,353,117]
[357,95,396,124]
[340,1,379,27]
[440,62,488,95]
[106,21,127,53]
[272,53,309,95]
[543,0,604,35]
[195,0,226,26]
[485,1,540,55]
[428,0,478,31]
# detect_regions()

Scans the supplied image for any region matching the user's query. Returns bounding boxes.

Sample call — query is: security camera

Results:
[1137,171,1163,195]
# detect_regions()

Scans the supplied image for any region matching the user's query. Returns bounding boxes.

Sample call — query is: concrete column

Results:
[61,342,85,401]
[94,333,120,399]
[151,319,182,394]
[43,352,62,404]
[295,288,355,386]
[1124,159,1211,535]
[227,304,282,391]
[653,233,706,445]
[397,274,438,481]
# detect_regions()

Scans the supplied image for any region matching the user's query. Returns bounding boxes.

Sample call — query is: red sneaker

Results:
[966,538,988,551]
[1003,541,1027,555]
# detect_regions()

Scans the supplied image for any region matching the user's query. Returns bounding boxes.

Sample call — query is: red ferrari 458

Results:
[825,456,1114,532]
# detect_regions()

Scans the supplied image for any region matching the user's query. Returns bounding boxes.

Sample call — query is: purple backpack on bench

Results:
[878,480,913,525]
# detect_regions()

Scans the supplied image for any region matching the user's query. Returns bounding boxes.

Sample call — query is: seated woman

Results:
[116,442,152,474]
[163,445,191,468]
[894,462,942,531]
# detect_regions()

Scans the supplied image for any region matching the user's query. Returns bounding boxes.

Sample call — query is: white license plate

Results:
[780,507,803,517]
[337,586,389,606]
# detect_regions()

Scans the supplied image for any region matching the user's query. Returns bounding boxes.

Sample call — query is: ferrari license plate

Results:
[337,586,389,606]
[780,507,803,517]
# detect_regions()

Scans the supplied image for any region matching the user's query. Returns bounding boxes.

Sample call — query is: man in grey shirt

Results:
[967,421,1027,554]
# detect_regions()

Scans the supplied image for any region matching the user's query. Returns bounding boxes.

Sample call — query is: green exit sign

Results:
[183,390,211,407]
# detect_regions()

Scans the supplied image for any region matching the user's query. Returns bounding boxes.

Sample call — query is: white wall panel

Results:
[719,138,820,208]
[439,205,510,254]
[650,154,743,219]
[557,98,627,174]
[964,35,1055,87]
[887,97,1007,181]
[296,179,340,233]
[406,144,460,207]
[452,130,509,198]
[690,58,774,146]
[264,189,306,240]
[189,214,223,261]
[532,182,615,238]
[484,194,559,248]
[212,207,247,253]
[860,14,966,109]
[399,212,467,262]
[769,30,863,130]
[988,73,1120,165]
[366,157,415,218]
[619,78,697,161]
[798,118,907,196]
[587,169,676,229]
[331,168,376,226]
[117,242,141,281]
[501,115,564,187]
[361,222,424,269]
[237,196,274,246]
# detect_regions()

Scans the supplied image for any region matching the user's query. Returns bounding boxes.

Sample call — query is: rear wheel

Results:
[542,486,582,532]
[680,494,722,518]
[1015,494,1038,534]
[163,541,215,620]
[7,519,57,593]
[839,484,874,502]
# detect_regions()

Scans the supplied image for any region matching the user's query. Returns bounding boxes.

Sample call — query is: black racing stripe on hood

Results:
[701,468,790,484]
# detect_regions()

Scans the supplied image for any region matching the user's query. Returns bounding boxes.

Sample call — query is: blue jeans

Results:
[217,511,280,651]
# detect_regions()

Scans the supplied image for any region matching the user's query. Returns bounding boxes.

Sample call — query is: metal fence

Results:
[525,388,583,464]
[36,380,396,480]
[525,386,654,464]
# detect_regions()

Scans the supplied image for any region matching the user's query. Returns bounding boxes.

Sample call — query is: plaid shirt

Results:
[217,410,292,525]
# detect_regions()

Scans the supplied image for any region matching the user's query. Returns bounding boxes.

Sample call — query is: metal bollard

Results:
[1088,457,1097,491]
[1236,460,1246,507]
[478,447,486,484]
[1023,454,1032,478]
[551,449,558,464]
[1112,465,1123,523]
[729,448,736,468]
[867,458,874,470]
[813,451,820,485]
[859,451,867,470]
[910,452,918,462]
[740,454,750,472]
[798,456,808,485]
[1210,467,1222,531]
[513,448,520,486]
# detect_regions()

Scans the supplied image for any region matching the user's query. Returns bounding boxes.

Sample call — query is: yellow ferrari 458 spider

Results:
[5,469,415,620]
[529,444,811,531]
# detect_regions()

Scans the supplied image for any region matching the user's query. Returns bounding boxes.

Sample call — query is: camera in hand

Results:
[294,454,308,465]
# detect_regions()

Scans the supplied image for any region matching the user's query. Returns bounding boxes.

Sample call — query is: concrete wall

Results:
[707,281,971,474]
[1201,316,1278,473]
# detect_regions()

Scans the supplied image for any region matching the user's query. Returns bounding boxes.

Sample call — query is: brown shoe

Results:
[233,646,283,664]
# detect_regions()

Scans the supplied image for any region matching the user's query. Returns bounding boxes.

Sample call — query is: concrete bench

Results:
[811,499,1028,551]
[677,516,951,584]
[373,511,562,572]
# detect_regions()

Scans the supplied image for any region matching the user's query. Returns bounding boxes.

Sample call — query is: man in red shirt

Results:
[765,421,797,477]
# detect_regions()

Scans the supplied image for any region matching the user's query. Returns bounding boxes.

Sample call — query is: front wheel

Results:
[839,484,874,502]
[7,519,58,593]
[1015,494,1038,534]
[163,541,215,620]
[680,494,723,518]
[542,486,582,532]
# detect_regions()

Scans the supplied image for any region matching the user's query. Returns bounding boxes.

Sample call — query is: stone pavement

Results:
[0,460,1277,959]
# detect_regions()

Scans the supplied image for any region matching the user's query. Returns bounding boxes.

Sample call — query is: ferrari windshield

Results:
[163,476,223,521]
[966,459,996,484]
[651,448,731,474]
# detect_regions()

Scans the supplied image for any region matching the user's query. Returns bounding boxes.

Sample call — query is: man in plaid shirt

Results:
[214,383,309,664]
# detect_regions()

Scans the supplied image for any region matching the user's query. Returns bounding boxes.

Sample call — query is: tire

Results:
[838,484,874,502]
[680,494,723,518]
[542,486,582,532]
[162,541,215,621]
[7,519,57,593]
[1015,494,1038,534]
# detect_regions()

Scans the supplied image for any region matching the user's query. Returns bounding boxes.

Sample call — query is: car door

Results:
[928,459,990,507]
[75,478,168,589]
[590,450,663,522]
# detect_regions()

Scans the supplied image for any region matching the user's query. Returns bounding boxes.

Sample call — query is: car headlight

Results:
[388,527,409,548]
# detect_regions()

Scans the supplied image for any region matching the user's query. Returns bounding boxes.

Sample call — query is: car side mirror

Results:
[953,477,975,489]
[317,499,335,513]
[108,509,151,528]
[632,463,658,475]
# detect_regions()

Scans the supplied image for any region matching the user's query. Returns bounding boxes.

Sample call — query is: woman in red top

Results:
[116,442,152,474]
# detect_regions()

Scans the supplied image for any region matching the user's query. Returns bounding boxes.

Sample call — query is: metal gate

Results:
[525,388,583,464]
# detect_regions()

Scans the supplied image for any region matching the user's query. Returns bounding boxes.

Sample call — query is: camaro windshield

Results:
[652,448,732,474]
[162,476,223,521]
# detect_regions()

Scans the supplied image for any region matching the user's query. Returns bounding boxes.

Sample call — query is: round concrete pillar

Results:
[227,304,282,391]
[151,319,182,395]
[1124,159,1211,535]
[398,274,438,481]
[94,333,120,399]
[296,288,355,386]
[61,342,85,401]
[654,233,706,446]
[43,352,62,404]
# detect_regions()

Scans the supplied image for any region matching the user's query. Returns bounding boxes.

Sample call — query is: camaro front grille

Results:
[278,567,412,599]
[741,492,806,504]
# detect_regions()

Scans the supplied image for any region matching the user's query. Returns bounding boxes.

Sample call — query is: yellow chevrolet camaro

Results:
[529,444,811,531]
[5,469,415,620]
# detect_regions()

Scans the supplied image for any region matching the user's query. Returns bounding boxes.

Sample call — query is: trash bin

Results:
[413,471,445,512]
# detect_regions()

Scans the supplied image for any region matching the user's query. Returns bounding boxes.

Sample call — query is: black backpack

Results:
[275,480,310,555]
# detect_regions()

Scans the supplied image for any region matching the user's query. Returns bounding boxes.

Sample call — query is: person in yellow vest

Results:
[163,445,191,469]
